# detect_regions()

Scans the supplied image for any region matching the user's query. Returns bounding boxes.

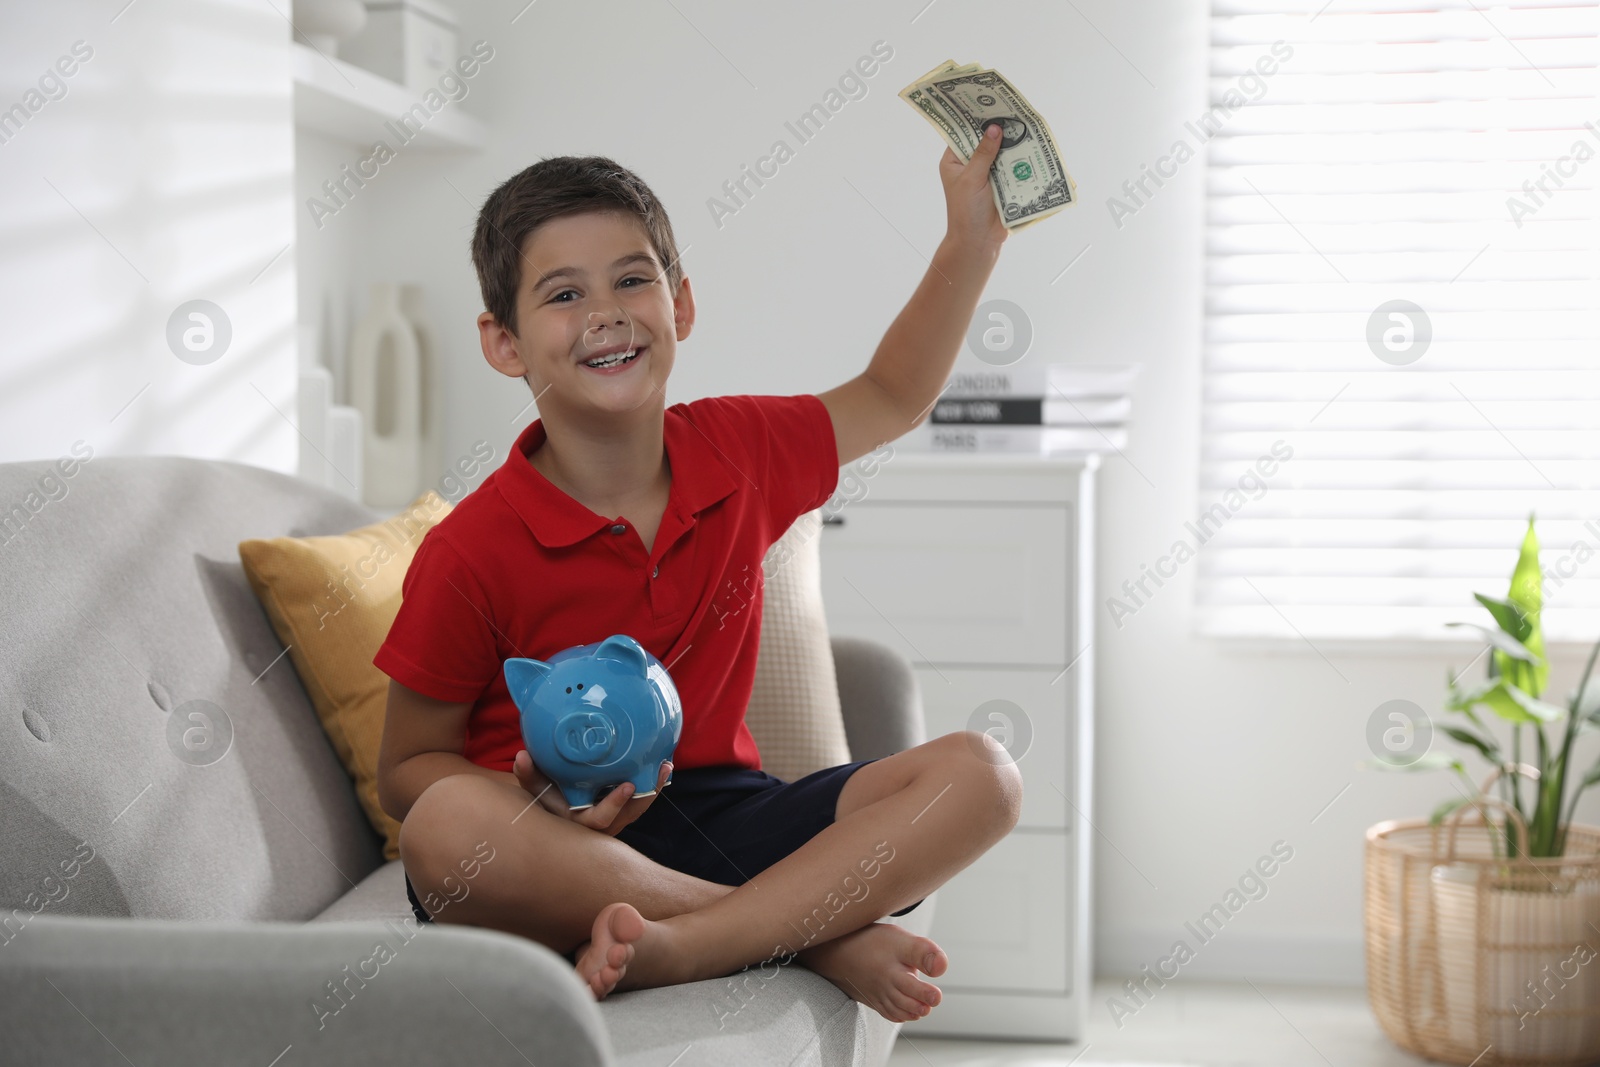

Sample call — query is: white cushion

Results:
[745,509,853,782]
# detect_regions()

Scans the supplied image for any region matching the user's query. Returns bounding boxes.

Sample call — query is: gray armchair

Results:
[0,455,928,1067]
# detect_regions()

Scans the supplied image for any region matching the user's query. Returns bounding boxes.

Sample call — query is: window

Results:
[1200,1,1600,641]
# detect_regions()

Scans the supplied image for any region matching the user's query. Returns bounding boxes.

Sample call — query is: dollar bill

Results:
[899,62,1075,232]
[901,60,985,156]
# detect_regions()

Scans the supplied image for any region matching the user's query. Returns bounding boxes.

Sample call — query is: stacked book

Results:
[903,364,1136,455]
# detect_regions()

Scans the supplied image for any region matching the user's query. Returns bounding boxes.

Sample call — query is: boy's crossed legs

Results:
[399,731,1022,1022]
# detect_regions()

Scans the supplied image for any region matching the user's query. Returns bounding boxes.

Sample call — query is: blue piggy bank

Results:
[504,634,682,810]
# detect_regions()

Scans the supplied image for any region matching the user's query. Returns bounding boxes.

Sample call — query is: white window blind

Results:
[1200,0,1600,642]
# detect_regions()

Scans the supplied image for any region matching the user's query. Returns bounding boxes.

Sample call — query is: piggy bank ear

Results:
[503,658,553,707]
[594,634,648,677]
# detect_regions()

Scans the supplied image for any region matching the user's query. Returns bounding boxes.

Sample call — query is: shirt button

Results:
[610,523,626,535]
[652,564,660,578]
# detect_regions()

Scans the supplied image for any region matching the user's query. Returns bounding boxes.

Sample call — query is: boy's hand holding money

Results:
[940,123,1009,254]
[902,61,1074,234]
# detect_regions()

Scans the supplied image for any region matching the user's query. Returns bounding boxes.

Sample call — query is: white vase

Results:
[349,283,422,509]
[1431,862,1600,1061]
[291,0,366,55]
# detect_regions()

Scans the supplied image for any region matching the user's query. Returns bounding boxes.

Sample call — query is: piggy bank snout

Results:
[554,710,616,764]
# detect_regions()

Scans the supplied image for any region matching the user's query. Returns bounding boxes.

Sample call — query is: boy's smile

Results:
[480,208,693,420]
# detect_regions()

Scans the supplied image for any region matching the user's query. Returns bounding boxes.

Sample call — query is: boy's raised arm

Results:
[818,124,1010,467]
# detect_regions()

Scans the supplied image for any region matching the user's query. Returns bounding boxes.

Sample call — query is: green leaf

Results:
[1508,515,1543,617]
[1439,723,1500,763]
[1473,592,1533,642]
[1447,678,1499,712]
[1430,795,1476,826]
[1470,680,1564,725]
[1447,621,1542,664]
[1503,515,1548,696]
[1505,683,1563,723]
[1571,689,1600,736]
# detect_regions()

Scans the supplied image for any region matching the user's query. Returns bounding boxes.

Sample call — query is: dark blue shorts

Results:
[404,759,922,930]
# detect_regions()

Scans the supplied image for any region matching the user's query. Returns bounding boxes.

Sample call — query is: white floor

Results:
[889,978,1432,1067]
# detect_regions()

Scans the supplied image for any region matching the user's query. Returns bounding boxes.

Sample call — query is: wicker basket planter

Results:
[1366,810,1600,1066]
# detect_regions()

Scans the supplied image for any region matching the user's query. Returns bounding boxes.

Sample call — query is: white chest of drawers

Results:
[818,451,1097,1040]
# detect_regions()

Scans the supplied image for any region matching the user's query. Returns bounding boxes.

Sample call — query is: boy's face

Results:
[479,209,693,422]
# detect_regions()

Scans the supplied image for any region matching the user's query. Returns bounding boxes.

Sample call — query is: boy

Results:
[375,124,1021,1023]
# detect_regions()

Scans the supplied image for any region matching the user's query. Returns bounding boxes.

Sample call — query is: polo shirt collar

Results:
[496,406,740,549]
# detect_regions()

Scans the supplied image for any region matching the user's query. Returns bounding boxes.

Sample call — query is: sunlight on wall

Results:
[0,0,296,470]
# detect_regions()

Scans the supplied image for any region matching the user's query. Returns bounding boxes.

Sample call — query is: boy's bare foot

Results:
[573,905,946,1019]
[574,902,645,999]
[799,922,948,1023]
[574,901,694,997]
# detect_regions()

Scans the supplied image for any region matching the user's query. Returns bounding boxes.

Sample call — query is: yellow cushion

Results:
[238,491,452,860]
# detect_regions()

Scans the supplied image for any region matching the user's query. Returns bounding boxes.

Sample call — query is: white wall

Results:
[0,0,297,471]
[315,0,1600,996]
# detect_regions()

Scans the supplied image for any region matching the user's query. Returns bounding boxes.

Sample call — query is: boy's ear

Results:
[479,311,529,380]
[672,274,696,342]
[504,657,553,706]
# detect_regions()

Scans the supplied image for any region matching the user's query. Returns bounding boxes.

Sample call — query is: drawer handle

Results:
[821,513,845,527]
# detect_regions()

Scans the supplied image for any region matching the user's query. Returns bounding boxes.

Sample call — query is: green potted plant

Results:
[1367,516,1600,1065]
[1423,516,1600,858]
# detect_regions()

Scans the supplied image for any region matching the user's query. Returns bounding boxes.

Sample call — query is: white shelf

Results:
[291,42,486,151]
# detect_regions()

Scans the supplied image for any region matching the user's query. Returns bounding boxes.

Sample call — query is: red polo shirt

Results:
[373,393,840,774]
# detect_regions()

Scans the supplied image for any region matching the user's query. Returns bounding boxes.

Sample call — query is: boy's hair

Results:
[470,155,684,338]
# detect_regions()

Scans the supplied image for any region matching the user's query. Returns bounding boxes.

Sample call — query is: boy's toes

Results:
[894,969,941,1009]
[575,902,646,999]
[597,947,632,993]
[888,989,929,1021]
[902,935,948,978]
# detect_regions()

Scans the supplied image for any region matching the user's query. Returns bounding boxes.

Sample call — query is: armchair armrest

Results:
[830,635,926,762]
[0,913,612,1067]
